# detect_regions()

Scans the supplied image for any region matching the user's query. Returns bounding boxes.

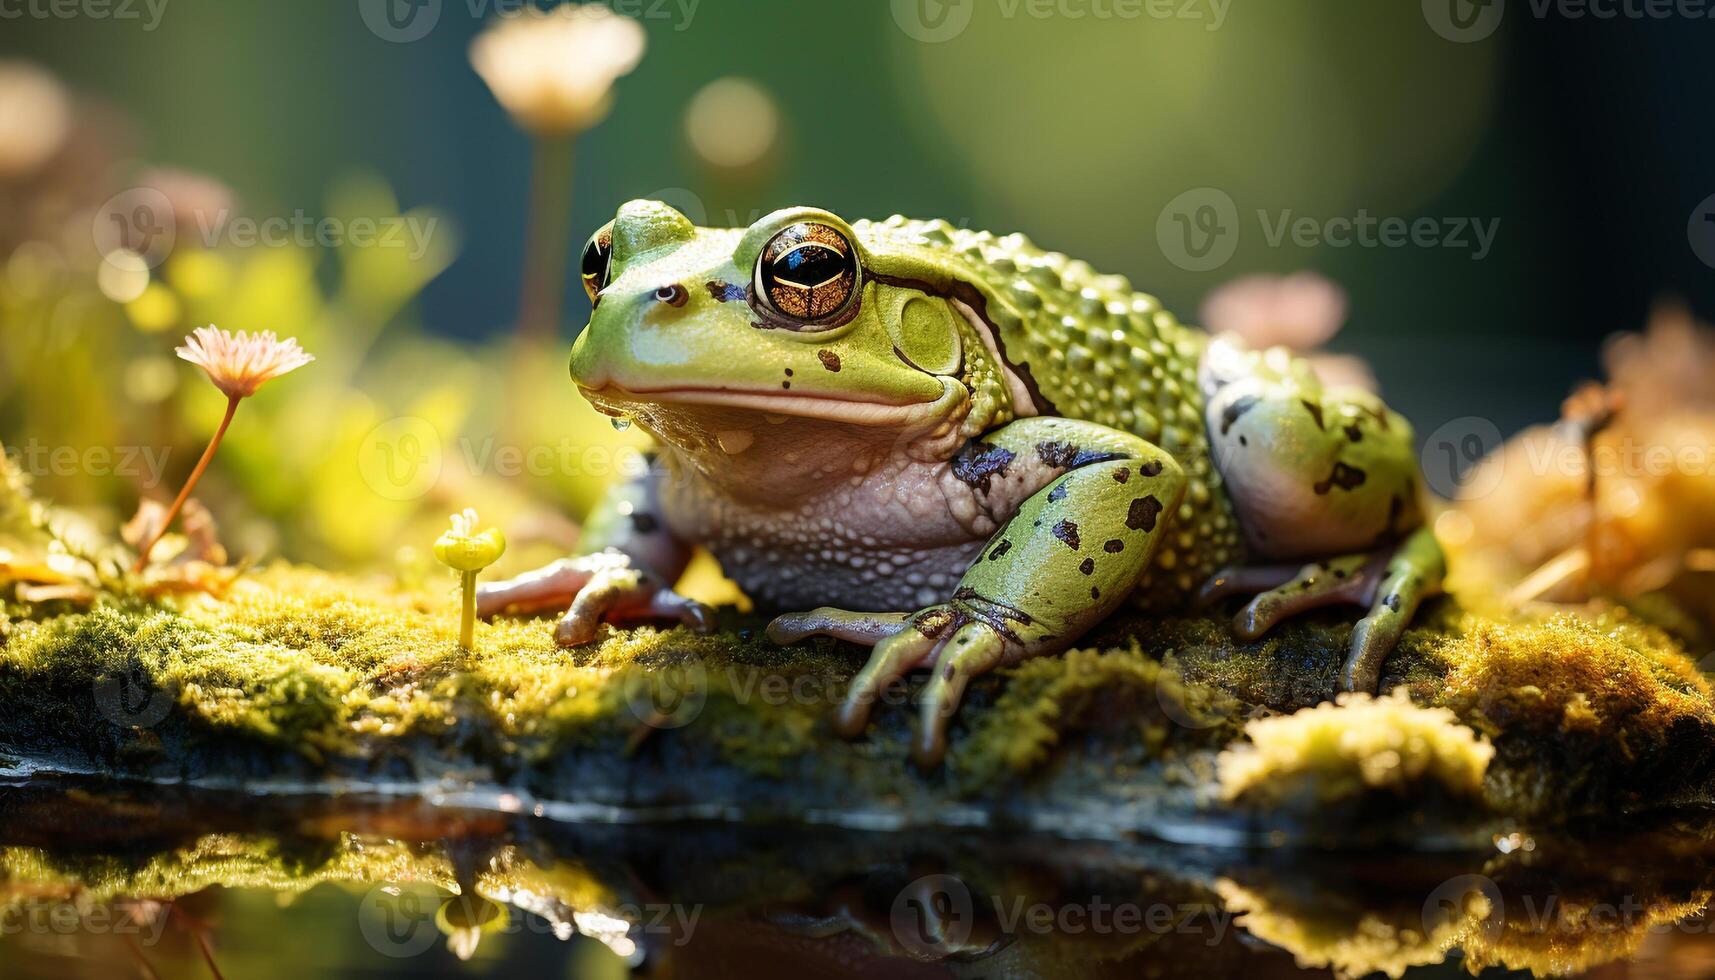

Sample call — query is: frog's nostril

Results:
[654,284,689,308]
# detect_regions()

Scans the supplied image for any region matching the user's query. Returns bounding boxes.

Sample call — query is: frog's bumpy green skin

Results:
[477,201,1445,766]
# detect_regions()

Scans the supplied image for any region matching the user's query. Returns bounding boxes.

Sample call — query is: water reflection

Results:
[3,777,1714,978]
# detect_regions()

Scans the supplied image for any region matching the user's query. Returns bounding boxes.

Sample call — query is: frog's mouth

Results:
[578,383,946,427]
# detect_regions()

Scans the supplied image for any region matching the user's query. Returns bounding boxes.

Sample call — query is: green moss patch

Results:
[1,564,1714,832]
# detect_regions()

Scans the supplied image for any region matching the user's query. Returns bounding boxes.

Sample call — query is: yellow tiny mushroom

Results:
[435,509,506,651]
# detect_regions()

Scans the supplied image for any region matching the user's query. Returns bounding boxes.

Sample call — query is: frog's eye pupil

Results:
[581,230,612,304]
[756,222,859,325]
[774,245,846,289]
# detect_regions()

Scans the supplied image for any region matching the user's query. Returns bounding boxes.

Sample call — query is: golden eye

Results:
[580,226,613,304]
[754,222,859,324]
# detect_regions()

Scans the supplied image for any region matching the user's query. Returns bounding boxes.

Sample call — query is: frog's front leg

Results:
[1197,526,1445,692]
[478,460,714,645]
[770,418,1188,767]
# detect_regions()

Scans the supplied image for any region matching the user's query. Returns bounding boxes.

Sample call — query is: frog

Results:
[478,200,1445,767]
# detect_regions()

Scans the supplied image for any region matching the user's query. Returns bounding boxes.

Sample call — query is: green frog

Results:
[479,200,1445,766]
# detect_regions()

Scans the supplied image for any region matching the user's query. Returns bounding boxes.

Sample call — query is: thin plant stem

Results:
[192,927,227,980]
[460,569,477,650]
[133,394,240,572]
[517,134,577,346]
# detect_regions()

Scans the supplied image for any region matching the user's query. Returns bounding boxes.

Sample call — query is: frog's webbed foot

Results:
[1196,526,1445,693]
[769,603,1017,768]
[766,608,914,646]
[477,551,715,647]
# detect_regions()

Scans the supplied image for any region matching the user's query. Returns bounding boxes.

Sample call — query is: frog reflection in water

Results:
[479,201,1445,766]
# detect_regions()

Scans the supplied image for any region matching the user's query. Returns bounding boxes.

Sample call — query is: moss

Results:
[1432,611,1715,818]
[1216,690,1493,810]
[951,643,1241,790]
[3,561,1715,829]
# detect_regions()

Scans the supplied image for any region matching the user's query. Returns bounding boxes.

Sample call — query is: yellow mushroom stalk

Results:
[435,509,507,651]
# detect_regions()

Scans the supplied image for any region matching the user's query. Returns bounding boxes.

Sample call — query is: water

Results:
[2,775,1713,978]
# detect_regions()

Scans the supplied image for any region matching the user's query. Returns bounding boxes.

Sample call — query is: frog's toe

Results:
[1231,553,1380,640]
[650,589,716,634]
[548,560,691,647]
[1341,527,1445,693]
[766,608,913,646]
[833,626,940,739]
[914,623,1006,769]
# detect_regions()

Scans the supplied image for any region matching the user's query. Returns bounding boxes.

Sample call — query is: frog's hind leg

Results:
[1198,526,1445,693]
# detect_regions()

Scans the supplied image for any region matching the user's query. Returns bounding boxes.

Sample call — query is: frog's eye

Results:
[580,226,613,304]
[754,222,859,324]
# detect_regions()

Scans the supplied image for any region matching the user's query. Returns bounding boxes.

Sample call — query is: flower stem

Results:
[460,570,477,651]
[517,134,577,345]
[133,394,241,573]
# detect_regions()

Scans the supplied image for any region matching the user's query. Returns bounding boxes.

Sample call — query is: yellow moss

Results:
[1460,891,1710,977]
[1214,878,1470,980]
[1436,611,1713,741]
[1433,611,1715,815]
[1217,690,1493,808]
[950,643,1245,788]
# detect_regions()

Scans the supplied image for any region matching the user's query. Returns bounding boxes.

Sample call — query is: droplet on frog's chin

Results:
[763,414,788,425]
[610,417,632,432]
[716,430,755,454]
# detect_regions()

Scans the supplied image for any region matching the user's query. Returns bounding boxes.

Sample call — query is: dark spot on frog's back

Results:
[1139,459,1163,478]
[988,539,1012,561]
[1036,441,1122,471]
[951,439,1016,494]
[1126,495,1162,532]
[1079,557,1095,575]
[1313,462,1368,494]
[706,280,747,303]
[817,349,841,372]
[1301,399,1325,429]
[1220,395,1260,435]
[1052,519,1081,550]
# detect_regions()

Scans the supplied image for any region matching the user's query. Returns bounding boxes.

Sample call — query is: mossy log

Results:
[2,567,1713,843]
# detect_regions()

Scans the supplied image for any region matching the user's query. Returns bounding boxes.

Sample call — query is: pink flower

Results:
[1200,272,1348,352]
[176,325,314,400]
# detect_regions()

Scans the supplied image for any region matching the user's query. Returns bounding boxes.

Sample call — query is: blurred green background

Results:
[9,0,1713,423]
